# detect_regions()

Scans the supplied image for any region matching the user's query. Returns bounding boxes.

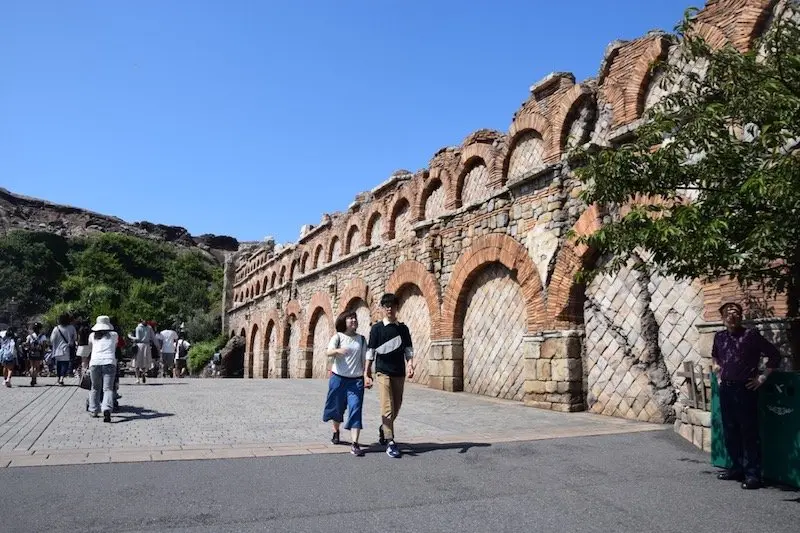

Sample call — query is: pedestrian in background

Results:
[50,313,76,386]
[26,322,48,386]
[1,328,17,387]
[713,302,781,490]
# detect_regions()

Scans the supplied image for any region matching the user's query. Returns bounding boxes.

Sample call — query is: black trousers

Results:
[719,381,761,480]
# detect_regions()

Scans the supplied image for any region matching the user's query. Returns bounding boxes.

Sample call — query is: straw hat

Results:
[91,316,114,332]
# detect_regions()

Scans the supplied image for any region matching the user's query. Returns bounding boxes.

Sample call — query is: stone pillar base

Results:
[428,339,463,392]
[524,330,585,412]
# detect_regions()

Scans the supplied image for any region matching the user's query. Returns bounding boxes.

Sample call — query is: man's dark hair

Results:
[380,293,399,308]
[335,311,357,333]
[58,313,71,327]
[719,302,743,316]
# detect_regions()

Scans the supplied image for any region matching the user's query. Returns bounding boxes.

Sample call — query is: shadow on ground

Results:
[357,441,491,456]
[112,405,174,424]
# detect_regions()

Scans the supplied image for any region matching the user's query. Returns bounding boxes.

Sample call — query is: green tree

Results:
[574,6,800,362]
[0,231,70,321]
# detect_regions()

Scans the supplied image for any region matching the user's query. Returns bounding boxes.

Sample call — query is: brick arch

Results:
[386,260,442,338]
[364,209,385,246]
[247,323,260,378]
[505,111,555,173]
[441,234,545,337]
[327,235,342,263]
[270,271,277,289]
[629,36,671,122]
[262,275,269,293]
[452,155,487,209]
[551,84,594,157]
[388,194,412,240]
[302,291,334,348]
[289,259,298,282]
[336,277,370,315]
[545,205,603,330]
[417,177,445,221]
[312,243,324,269]
[693,0,773,53]
[279,264,287,285]
[344,223,361,254]
[261,308,280,378]
[300,251,310,274]
[255,280,261,296]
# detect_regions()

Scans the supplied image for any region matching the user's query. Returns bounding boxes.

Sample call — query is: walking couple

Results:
[322,293,414,458]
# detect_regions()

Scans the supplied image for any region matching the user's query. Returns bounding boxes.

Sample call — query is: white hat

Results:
[91,316,114,332]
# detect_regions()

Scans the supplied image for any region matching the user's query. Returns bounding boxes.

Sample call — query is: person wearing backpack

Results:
[26,322,48,387]
[323,311,369,457]
[1,327,18,387]
[174,334,191,378]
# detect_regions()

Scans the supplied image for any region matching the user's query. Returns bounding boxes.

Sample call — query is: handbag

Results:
[79,371,92,390]
[57,326,77,359]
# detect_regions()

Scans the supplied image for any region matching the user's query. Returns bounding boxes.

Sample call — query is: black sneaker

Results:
[351,443,365,457]
[378,427,387,446]
[331,431,340,445]
[141,375,146,384]
[717,470,744,482]
[103,411,111,423]
[386,441,401,458]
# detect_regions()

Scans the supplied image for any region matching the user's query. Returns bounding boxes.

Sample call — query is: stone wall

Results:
[224,0,790,430]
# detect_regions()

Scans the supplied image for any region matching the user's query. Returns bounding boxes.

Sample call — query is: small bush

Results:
[187,340,216,375]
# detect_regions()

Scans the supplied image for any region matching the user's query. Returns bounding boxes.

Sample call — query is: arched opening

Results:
[248,324,260,378]
[366,213,382,246]
[457,158,490,207]
[313,244,324,269]
[309,309,332,379]
[300,252,310,274]
[390,198,411,240]
[396,285,431,386]
[345,225,360,254]
[458,263,527,400]
[262,320,276,378]
[284,315,303,378]
[329,236,342,263]
[279,265,286,286]
[506,130,546,184]
[422,179,446,220]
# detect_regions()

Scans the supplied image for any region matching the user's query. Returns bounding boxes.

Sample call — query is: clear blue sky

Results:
[1,0,693,244]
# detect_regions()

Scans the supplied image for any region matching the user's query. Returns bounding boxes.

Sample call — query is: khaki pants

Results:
[377,373,405,440]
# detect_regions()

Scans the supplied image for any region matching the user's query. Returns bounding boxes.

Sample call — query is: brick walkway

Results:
[0,376,666,467]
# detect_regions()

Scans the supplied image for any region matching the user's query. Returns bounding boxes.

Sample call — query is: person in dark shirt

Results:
[365,293,414,458]
[712,301,781,490]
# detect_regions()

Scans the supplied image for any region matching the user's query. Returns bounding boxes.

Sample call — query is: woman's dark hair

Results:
[32,322,42,334]
[335,311,357,333]
[58,313,71,327]
[94,330,110,340]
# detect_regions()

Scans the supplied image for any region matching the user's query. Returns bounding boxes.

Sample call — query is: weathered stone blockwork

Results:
[225,0,790,433]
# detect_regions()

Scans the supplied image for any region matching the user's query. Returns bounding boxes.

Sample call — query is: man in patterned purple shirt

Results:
[712,302,781,490]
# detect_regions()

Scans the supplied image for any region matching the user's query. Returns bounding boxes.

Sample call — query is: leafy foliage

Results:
[574,6,800,307]
[1,230,222,339]
[187,335,227,375]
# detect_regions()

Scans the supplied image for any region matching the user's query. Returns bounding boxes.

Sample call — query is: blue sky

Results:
[1,0,693,243]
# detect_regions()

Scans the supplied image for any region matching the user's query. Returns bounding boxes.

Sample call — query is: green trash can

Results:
[759,372,800,489]
[710,372,800,489]
[710,374,732,469]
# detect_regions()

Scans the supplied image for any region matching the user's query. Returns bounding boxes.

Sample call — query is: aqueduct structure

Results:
[224,0,790,441]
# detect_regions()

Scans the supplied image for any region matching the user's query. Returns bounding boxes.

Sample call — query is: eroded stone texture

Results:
[311,314,331,379]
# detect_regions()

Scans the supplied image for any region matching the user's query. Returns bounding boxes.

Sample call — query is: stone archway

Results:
[285,316,303,378]
[262,313,278,378]
[396,285,432,386]
[310,309,333,378]
[248,324,260,379]
[461,263,527,400]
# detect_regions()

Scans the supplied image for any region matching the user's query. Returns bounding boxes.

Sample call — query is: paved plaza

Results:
[0,375,665,467]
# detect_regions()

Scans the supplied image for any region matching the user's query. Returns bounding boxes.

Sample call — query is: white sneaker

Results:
[136,378,141,384]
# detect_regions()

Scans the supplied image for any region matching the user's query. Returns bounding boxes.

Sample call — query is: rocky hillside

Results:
[0,187,238,262]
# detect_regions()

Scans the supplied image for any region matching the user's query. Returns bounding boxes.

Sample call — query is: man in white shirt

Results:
[174,335,191,378]
[159,329,178,377]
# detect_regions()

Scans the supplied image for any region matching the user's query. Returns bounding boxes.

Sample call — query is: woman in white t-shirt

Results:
[87,316,119,423]
[322,311,370,456]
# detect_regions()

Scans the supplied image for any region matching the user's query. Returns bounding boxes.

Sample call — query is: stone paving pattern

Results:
[0,377,664,468]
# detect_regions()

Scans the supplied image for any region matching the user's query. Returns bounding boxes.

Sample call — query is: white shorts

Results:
[135,343,152,369]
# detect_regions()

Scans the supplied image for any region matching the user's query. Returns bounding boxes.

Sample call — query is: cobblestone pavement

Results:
[0,375,665,467]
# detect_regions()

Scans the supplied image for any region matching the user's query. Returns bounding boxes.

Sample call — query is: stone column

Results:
[221,255,236,335]
[524,330,584,412]
[277,348,289,379]
[428,339,463,392]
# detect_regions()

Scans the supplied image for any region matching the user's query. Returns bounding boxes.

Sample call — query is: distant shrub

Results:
[187,340,216,375]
